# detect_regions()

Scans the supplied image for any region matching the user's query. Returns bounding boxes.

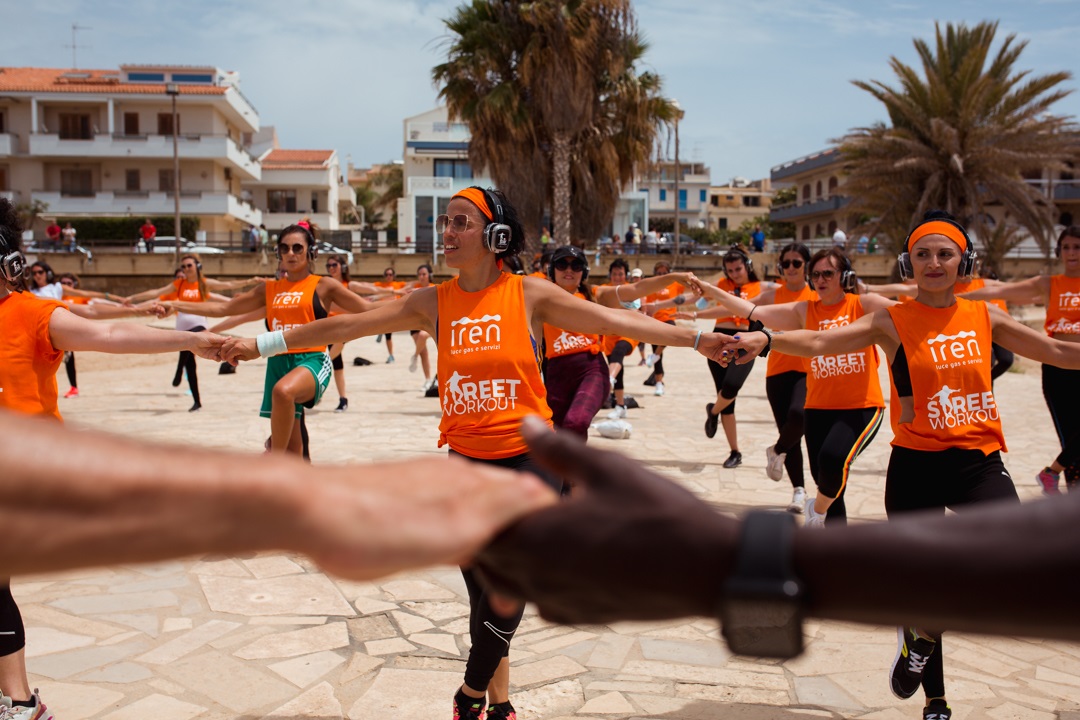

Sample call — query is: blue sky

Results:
[4,0,1079,184]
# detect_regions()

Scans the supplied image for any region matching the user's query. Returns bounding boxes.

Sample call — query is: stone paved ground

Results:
[20,318,1080,719]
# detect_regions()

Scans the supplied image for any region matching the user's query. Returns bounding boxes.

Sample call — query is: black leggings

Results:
[707,328,755,415]
[330,344,344,372]
[989,343,1013,381]
[451,451,563,692]
[176,326,204,405]
[650,320,674,377]
[765,371,807,488]
[607,340,632,392]
[1042,363,1080,482]
[803,406,883,524]
[64,351,77,388]
[0,583,25,657]
[885,447,1019,699]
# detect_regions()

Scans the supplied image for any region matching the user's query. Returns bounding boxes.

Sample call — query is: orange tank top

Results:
[714,280,762,327]
[63,294,90,305]
[172,278,205,303]
[805,294,883,410]
[766,284,817,377]
[646,281,686,323]
[0,292,66,420]
[887,299,1005,454]
[544,292,602,359]
[955,278,1007,313]
[1045,275,1080,336]
[593,283,638,351]
[265,274,327,353]
[437,273,552,458]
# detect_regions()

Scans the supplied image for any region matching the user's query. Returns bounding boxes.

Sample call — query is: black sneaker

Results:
[923,699,951,720]
[452,692,486,720]
[704,403,719,438]
[722,450,742,468]
[643,372,657,387]
[487,701,517,720]
[189,402,202,413]
[890,627,936,699]
[335,398,348,413]
[218,361,236,375]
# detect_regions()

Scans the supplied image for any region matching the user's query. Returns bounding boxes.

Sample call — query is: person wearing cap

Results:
[640,260,699,397]
[221,186,736,720]
[726,210,1080,720]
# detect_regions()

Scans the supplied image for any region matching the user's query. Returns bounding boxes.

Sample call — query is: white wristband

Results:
[256,330,288,358]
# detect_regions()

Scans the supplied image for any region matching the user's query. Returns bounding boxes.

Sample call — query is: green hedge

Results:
[56,216,201,242]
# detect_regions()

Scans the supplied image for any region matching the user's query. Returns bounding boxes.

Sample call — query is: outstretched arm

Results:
[593,272,697,308]
[47,307,223,359]
[991,304,1080,368]
[125,281,179,304]
[691,279,806,330]
[0,411,556,580]
[168,283,267,318]
[726,310,893,364]
[960,275,1048,305]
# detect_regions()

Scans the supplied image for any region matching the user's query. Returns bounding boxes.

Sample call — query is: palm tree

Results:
[838,21,1077,254]
[433,0,677,247]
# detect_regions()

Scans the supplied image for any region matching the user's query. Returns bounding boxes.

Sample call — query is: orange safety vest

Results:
[0,291,66,420]
[804,294,883,410]
[1045,275,1080,336]
[765,284,816,377]
[436,273,552,458]
[265,274,326,353]
[887,298,1005,454]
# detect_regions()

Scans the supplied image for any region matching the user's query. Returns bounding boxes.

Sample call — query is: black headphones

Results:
[547,245,590,283]
[183,256,203,273]
[0,228,27,287]
[836,252,858,293]
[898,218,976,280]
[275,224,319,262]
[724,245,754,276]
[480,188,512,254]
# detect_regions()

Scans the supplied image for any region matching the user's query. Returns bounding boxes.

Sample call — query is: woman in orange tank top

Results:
[220,187,736,720]
[728,211,1080,720]
[961,226,1080,495]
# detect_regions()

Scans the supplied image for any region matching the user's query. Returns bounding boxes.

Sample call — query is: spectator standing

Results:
[624,225,635,255]
[539,226,551,247]
[61,222,77,252]
[140,218,157,253]
[858,234,870,254]
[832,227,847,249]
[751,225,766,252]
[45,220,62,251]
[259,224,271,262]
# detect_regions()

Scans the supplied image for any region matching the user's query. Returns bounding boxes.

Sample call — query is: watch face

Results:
[721,599,804,658]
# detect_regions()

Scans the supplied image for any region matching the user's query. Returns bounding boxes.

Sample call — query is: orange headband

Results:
[453,188,493,221]
[906,220,969,253]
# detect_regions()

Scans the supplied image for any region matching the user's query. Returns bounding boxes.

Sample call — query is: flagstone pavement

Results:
[21,319,1080,719]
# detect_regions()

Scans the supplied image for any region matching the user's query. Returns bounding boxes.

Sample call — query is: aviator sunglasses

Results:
[435,214,473,234]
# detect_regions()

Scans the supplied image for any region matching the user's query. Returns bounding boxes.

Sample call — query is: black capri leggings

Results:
[177,326,205,405]
[329,344,344,372]
[0,583,25,657]
[64,351,77,389]
[451,451,563,692]
[707,328,755,415]
[1042,363,1080,482]
[765,371,807,488]
[990,343,1014,381]
[606,340,633,392]
[803,406,883,524]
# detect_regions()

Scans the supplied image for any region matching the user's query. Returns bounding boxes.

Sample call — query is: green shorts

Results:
[260,351,333,419]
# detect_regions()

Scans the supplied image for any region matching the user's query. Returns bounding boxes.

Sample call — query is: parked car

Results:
[150,237,226,254]
[658,233,697,254]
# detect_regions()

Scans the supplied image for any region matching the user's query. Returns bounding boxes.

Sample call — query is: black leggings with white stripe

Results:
[803,406,883,524]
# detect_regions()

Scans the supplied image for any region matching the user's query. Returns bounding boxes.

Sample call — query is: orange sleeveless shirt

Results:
[887,299,1005,454]
[437,273,552,458]
[955,278,1008,313]
[544,292,602,359]
[713,279,762,327]
[646,281,686,323]
[766,284,816,377]
[592,283,637,352]
[0,291,66,420]
[1045,275,1080,336]
[266,274,326,353]
[805,294,883,410]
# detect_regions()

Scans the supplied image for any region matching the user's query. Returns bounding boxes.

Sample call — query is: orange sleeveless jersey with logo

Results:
[592,283,637,353]
[646,281,685,323]
[887,299,1005,454]
[0,291,66,420]
[955,278,1007,313]
[63,294,90,306]
[713,279,762,327]
[172,278,205,303]
[437,273,552,458]
[544,292,602,359]
[1045,275,1080,336]
[766,284,817,377]
[265,274,326,353]
[804,294,883,410]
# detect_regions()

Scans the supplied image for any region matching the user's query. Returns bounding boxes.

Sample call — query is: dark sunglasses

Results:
[60,280,75,287]
[181,263,197,269]
[810,269,837,281]
[780,259,804,270]
[31,269,46,275]
[435,214,472,234]
[383,272,395,277]
[278,243,307,256]
[553,258,586,273]
[326,262,340,269]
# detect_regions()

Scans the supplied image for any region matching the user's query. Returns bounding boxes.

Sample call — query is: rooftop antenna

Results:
[63,23,92,69]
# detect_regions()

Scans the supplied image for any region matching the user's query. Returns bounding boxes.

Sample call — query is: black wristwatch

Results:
[719,511,804,658]
[748,321,773,358]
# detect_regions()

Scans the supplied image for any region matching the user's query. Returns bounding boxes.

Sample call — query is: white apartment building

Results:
[638,159,711,231]
[0,64,261,235]
[245,148,356,232]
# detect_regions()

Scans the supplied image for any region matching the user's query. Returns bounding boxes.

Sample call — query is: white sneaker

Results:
[654,381,665,396]
[409,354,419,373]
[606,404,627,420]
[765,446,786,482]
[788,487,806,514]
[421,378,435,392]
[645,353,660,368]
[804,497,826,528]
[0,689,51,720]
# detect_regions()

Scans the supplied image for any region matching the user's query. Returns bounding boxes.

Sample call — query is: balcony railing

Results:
[31,190,261,223]
[406,176,494,196]
[0,134,13,156]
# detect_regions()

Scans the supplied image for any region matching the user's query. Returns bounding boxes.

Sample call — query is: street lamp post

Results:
[165,83,181,263]
[671,100,683,263]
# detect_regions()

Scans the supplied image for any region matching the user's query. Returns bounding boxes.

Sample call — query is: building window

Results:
[128,72,166,82]
[801,225,810,240]
[312,193,319,213]
[815,223,824,237]
[157,113,179,136]
[828,220,838,235]
[828,176,839,196]
[433,159,473,180]
[268,189,297,214]
[718,218,728,230]
[659,188,667,202]
[802,184,810,203]
[60,169,93,196]
[0,112,5,134]
[123,113,140,136]
[125,169,140,192]
[171,73,214,84]
[742,196,761,207]
[815,180,823,198]
[678,189,687,210]
[699,189,707,203]
[0,167,7,191]
[159,169,177,192]
[710,195,719,207]
[59,113,92,140]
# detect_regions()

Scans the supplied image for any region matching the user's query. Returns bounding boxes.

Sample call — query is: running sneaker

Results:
[63,387,79,399]
[654,381,665,397]
[923,699,951,720]
[0,689,53,720]
[722,450,742,469]
[890,627,937,699]
[452,693,486,720]
[218,361,236,375]
[804,497,826,528]
[645,353,660,368]
[606,404,627,420]
[486,701,516,720]
[765,446,786,482]
[788,487,806,514]
[637,358,647,366]
[704,403,719,438]
[1036,467,1061,496]
[386,354,395,364]
[409,354,419,373]
[376,334,383,343]
[335,398,348,413]
[189,402,202,413]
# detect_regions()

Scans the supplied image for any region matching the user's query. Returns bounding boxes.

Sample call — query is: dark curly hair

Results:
[0,198,21,254]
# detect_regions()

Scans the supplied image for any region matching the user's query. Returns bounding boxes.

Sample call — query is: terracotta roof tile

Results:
[0,67,226,95]
[262,149,334,169]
